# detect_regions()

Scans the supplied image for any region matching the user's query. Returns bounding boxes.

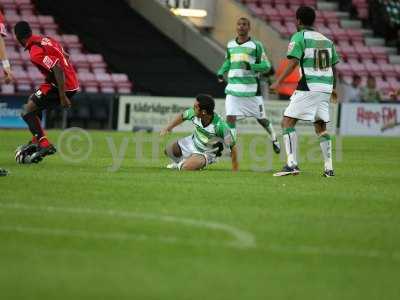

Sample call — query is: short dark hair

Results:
[296,6,316,26]
[196,94,215,115]
[14,21,32,41]
[238,17,250,26]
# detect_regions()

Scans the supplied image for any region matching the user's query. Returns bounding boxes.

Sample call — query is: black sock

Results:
[22,111,42,138]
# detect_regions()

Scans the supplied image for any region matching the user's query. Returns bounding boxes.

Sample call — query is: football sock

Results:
[258,119,277,141]
[34,115,46,139]
[283,127,298,167]
[177,160,185,170]
[39,136,50,148]
[227,122,237,140]
[319,133,333,171]
[22,112,45,140]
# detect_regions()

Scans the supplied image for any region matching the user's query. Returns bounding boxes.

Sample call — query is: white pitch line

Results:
[0,202,256,249]
[1,203,399,261]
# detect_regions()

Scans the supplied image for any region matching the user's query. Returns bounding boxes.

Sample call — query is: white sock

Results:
[319,135,333,170]
[283,128,297,167]
[177,160,185,170]
[267,121,277,141]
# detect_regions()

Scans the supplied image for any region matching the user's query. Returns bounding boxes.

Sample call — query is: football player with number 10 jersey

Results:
[270,6,339,178]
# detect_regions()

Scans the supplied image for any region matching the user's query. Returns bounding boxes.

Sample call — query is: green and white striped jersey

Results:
[287,29,340,93]
[218,38,271,97]
[182,108,236,153]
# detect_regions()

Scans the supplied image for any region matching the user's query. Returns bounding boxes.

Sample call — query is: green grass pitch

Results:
[0,129,399,300]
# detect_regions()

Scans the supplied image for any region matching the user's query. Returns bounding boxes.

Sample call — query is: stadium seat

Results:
[350,61,368,76]
[336,63,353,76]
[95,73,113,86]
[379,64,397,78]
[111,73,133,94]
[394,65,400,77]
[61,34,81,48]
[248,3,264,16]
[370,46,388,61]
[353,0,369,19]
[87,54,107,69]
[3,7,19,15]
[365,62,383,77]
[355,45,374,61]
[37,15,58,30]
[346,29,364,43]
[70,54,90,69]
[5,13,22,27]
[1,84,15,94]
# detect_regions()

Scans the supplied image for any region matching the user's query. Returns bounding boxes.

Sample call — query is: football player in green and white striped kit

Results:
[160,94,238,171]
[270,6,339,177]
[217,17,280,154]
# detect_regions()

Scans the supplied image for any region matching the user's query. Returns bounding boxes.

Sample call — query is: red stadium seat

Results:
[394,65,400,77]
[369,46,388,61]
[111,73,133,94]
[350,61,368,76]
[337,45,358,61]
[247,3,264,16]
[1,84,16,94]
[331,28,349,43]
[3,7,19,15]
[262,7,280,22]
[379,64,397,77]
[37,15,58,30]
[346,29,364,43]
[336,63,353,76]
[13,69,32,92]
[5,13,22,27]
[78,72,99,93]
[70,54,90,68]
[365,62,383,77]
[355,45,374,61]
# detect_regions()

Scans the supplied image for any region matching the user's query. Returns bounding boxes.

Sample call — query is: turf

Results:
[0,129,399,300]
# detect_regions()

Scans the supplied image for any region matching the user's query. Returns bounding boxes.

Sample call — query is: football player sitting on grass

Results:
[160,94,239,171]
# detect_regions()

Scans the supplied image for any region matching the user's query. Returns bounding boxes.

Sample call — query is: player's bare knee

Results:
[314,120,326,135]
[180,161,197,171]
[282,117,293,128]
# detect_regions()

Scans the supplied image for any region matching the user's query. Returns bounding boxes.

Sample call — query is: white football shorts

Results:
[284,90,330,122]
[225,95,266,119]
[177,135,217,166]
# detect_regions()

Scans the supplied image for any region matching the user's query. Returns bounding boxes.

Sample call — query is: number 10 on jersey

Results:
[313,49,330,70]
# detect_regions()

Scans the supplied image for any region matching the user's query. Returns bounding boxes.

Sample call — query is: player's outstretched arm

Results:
[53,63,71,108]
[230,145,239,172]
[160,113,184,136]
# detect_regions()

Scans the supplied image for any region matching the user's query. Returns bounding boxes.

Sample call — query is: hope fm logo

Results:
[356,106,399,131]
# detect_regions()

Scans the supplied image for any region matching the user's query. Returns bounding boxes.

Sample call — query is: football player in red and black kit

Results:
[14,21,79,163]
[1,12,14,176]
